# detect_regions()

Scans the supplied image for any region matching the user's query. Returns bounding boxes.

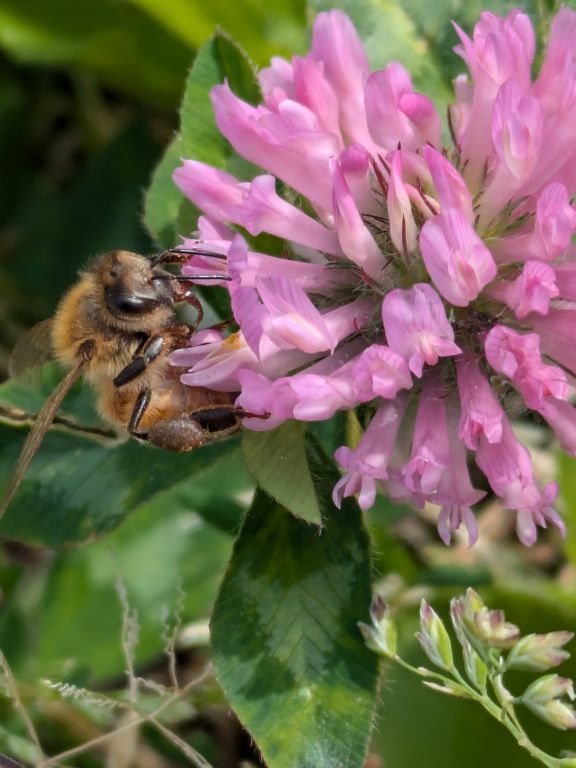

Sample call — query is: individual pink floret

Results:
[382,284,462,376]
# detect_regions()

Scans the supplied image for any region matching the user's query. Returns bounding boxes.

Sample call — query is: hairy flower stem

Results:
[393,655,574,767]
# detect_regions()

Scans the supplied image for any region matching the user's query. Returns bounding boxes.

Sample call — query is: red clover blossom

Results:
[171,8,576,546]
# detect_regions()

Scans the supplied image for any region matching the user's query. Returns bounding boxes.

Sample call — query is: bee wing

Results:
[0,357,86,519]
[8,319,54,378]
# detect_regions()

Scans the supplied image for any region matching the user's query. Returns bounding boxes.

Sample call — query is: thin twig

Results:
[150,719,214,768]
[161,581,185,690]
[0,651,45,760]
[38,664,213,767]
[116,576,140,707]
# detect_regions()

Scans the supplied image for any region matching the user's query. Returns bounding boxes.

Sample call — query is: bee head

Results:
[91,251,173,325]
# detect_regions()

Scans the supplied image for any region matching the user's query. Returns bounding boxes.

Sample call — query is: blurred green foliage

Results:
[0,0,575,766]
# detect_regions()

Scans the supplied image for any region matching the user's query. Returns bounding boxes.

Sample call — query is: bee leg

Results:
[147,406,240,452]
[147,418,213,452]
[129,402,268,452]
[113,335,166,387]
[208,317,235,332]
[114,325,195,388]
[127,389,152,440]
[171,279,203,329]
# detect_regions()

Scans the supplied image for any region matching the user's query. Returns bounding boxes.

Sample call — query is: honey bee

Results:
[1,248,248,516]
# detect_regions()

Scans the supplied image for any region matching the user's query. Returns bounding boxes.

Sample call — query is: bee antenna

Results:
[150,247,227,267]
[153,274,232,282]
[189,274,232,281]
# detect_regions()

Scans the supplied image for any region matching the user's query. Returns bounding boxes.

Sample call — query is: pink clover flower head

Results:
[172,7,576,546]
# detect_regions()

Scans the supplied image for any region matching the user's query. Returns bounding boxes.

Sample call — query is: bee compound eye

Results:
[105,287,162,317]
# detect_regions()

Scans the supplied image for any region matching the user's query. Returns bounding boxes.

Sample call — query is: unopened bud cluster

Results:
[360,587,576,740]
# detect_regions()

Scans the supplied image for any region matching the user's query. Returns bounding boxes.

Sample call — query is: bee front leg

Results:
[127,389,152,440]
[170,279,203,329]
[113,325,194,388]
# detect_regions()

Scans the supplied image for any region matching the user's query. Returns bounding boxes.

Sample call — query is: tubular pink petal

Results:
[476,419,564,544]
[311,10,371,145]
[487,261,558,319]
[437,504,479,547]
[387,151,419,254]
[422,146,474,222]
[293,54,342,140]
[289,367,357,420]
[492,79,543,181]
[339,144,379,215]
[239,175,342,256]
[211,82,339,211]
[321,297,376,346]
[399,93,442,146]
[402,375,450,495]
[332,159,385,279]
[236,370,297,430]
[352,344,413,402]
[554,263,576,302]
[485,326,569,415]
[532,310,576,378]
[533,7,576,116]
[256,276,335,353]
[420,209,497,306]
[432,407,485,545]
[230,285,266,356]
[229,249,347,294]
[542,399,576,457]
[453,10,535,189]
[536,184,576,260]
[491,183,576,263]
[365,64,441,151]
[456,357,504,449]
[173,161,247,222]
[176,331,258,392]
[333,396,408,509]
[382,284,461,377]
[259,56,294,107]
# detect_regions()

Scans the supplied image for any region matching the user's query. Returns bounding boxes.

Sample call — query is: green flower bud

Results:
[464,588,485,613]
[525,698,576,731]
[458,589,519,649]
[358,596,397,658]
[523,674,575,705]
[417,600,454,671]
[507,632,573,672]
[473,607,520,649]
[462,640,488,689]
[450,597,466,644]
[523,675,576,730]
